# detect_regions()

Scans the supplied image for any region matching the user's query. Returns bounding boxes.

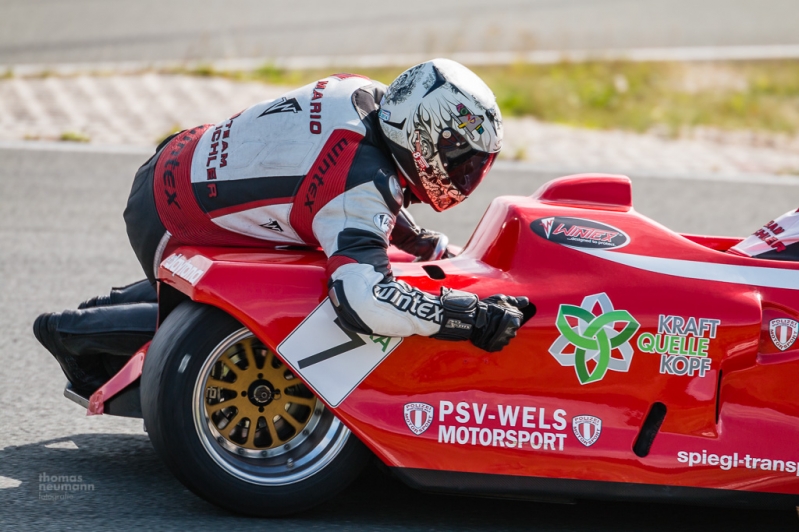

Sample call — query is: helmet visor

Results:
[437,128,497,196]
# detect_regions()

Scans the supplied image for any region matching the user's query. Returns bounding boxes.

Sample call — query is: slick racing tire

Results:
[141,301,371,516]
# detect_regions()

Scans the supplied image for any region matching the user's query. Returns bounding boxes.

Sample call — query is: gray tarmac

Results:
[1,146,798,530]
[2,0,799,66]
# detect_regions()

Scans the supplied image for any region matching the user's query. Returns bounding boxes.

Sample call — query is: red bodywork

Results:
[97,174,799,500]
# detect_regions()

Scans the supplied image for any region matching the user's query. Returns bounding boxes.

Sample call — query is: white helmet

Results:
[378,59,503,212]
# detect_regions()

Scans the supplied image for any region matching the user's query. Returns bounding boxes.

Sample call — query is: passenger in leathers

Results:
[33,59,528,394]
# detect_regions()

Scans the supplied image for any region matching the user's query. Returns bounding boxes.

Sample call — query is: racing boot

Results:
[33,302,157,395]
[78,279,156,309]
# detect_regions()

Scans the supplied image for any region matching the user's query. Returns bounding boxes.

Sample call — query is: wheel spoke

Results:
[211,394,239,413]
[197,330,323,453]
[241,340,255,370]
[280,413,302,431]
[285,395,316,407]
[210,406,238,430]
[206,376,233,388]
[266,416,281,444]
[228,420,242,440]
[228,396,261,419]
[219,359,239,379]
[242,418,254,445]
[207,403,230,416]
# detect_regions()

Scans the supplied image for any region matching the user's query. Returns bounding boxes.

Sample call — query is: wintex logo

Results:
[373,282,443,324]
[259,97,302,117]
[260,219,284,233]
[531,217,629,250]
[373,213,395,235]
[540,217,555,238]
[549,293,640,385]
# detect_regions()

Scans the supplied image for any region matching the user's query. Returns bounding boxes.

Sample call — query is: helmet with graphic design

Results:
[378,59,503,212]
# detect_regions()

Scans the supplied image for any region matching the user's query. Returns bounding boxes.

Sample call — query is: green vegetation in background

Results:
[59,130,91,143]
[188,60,799,135]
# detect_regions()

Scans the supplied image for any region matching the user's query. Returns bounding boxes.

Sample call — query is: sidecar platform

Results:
[74,173,799,508]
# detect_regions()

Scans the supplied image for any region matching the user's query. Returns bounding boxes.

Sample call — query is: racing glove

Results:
[471,295,528,352]
[412,229,452,261]
[432,288,528,352]
[391,208,454,261]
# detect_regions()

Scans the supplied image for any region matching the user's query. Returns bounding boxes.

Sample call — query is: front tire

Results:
[141,301,371,516]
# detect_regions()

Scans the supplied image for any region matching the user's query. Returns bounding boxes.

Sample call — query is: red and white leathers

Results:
[729,208,799,260]
[151,74,445,337]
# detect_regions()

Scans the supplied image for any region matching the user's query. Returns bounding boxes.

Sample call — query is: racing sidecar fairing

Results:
[85,174,799,508]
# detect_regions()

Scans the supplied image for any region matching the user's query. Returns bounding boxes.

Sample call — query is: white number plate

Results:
[276,298,403,407]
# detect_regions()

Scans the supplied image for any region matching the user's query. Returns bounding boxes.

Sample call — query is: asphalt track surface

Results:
[2,0,799,66]
[2,146,799,530]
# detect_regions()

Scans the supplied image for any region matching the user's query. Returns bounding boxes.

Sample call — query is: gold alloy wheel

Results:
[192,328,350,486]
[203,336,318,454]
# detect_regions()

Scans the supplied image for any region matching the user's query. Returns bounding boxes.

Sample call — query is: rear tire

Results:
[141,301,371,516]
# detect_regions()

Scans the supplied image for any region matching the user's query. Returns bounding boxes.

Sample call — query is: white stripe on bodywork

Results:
[577,248,799,291]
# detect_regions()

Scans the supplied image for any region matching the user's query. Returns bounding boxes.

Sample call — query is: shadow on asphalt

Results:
[0,433,796,531]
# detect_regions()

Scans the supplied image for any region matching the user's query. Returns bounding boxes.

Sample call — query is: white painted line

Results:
[44,440,79,450]
[0,476,21,490]
[493,161,799,186]
[4,44,799,76]
[0,139,153,155]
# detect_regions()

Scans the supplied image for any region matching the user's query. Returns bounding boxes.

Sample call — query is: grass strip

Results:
[185,60,799,136]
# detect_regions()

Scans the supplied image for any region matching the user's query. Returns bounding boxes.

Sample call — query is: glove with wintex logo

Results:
[432,288,527,352]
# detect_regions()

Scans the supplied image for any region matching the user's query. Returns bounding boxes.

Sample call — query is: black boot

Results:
[33,303,158,395]
[78,279,157,309]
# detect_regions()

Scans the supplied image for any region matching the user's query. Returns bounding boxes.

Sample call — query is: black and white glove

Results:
[391,208,455,261]
[471,295,528,352]
[412,229,451,261]
[432,288,528,352]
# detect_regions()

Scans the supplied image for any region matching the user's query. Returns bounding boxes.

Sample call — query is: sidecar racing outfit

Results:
[729,209,799,260]
[34,62,525,394]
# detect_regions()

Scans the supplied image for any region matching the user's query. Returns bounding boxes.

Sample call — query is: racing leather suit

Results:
[34,74,522,395]
[135,74,456,338]
[729,208,799,260]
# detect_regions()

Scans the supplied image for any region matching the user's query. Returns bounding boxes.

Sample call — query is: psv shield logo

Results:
[572,415,602,447]
[770,318,799,351]
[404,403,434,435]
